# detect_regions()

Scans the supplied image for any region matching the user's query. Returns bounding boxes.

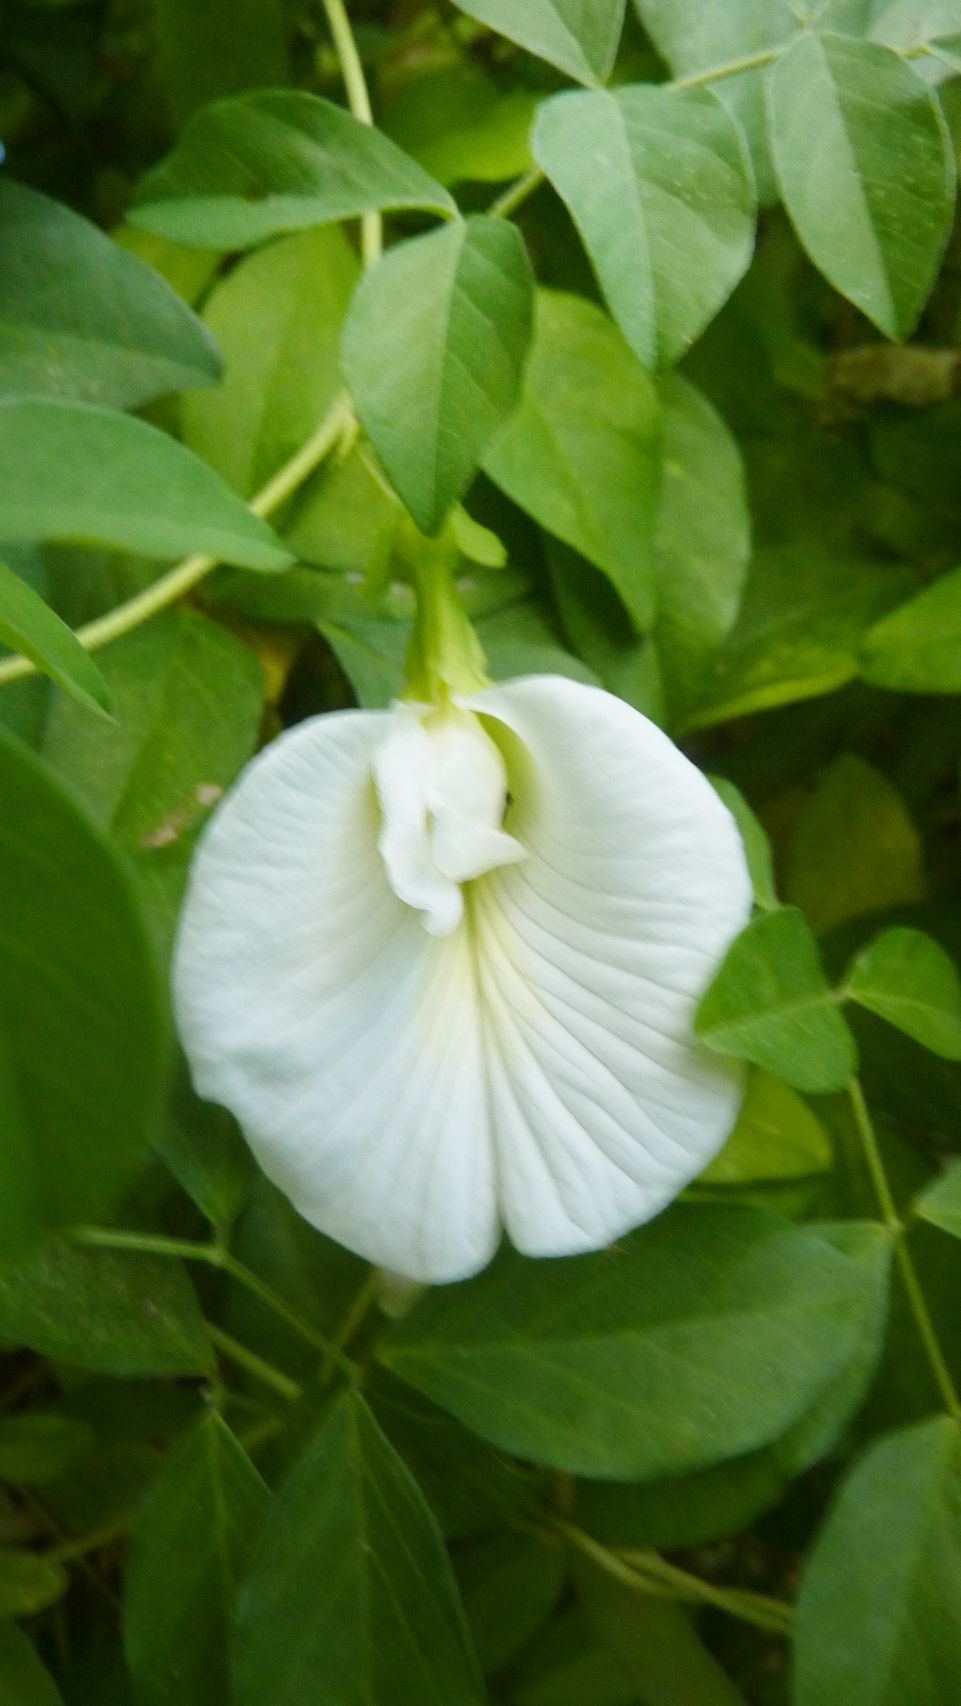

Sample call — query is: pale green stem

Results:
[669,45,783,90]
[207,1322,302,1402]
[489,166,545,220]
[71,1224,358,1377]
[847,1079,961,1420]
[547,1519,794,1637]
[320,0,383,265]
[0,391,353,691]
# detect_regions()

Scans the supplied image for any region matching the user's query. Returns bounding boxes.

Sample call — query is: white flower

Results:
[174,675,752,1283]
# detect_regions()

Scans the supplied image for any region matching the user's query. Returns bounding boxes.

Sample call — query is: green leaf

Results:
[0,1238,211,1375]
[845,928,961,1059]
[458,1532,565,1676]
[0,727,167,1235]
[915,1159,961,1239]
[700,1069,833,1186]
[576,1560,747,1706]
[182,226,358,498]
[44,609,263,946]
[0,1620,65,1706]
[342,216,534,534]
[767,32,956,339]
[512,1606,640,1706]
[0,178,220,407]
[0,1554,67,1619]
[794,1417,961,1706]
[132,91,456,250]
[861,564,961,692]
[786,754,923,935]
[533,85,755,369]
[695,908,858,1094]
[233,1390,485,1706]
[484,290,662,629]
[652,377,751,727]
[125,1413,269,1706]
[0,557,112,717]
[633,0,797,201]
[0,399,291,571]
[708,778,777,910]
[0,1413,91,1485]
[382,66,537,187]
[453,0,626,84]
[381,1202,871,1480]
[690,543,912,728]
[927,31,961,72]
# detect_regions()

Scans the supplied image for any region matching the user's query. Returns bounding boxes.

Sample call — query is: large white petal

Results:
[174,677,752,1283]
[173,710,499,1283]
[464,676,753,1258]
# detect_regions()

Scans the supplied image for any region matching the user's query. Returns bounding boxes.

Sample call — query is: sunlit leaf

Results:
[453,0,626,84]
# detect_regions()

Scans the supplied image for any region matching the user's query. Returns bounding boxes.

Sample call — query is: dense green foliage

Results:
[3,0,961,1700]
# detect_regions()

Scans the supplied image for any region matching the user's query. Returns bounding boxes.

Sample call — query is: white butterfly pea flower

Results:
[174,663,752,1285]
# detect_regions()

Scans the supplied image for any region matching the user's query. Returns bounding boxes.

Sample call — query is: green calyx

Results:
[402,535,490,704]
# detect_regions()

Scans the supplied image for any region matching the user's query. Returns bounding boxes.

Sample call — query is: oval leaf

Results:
[0,1239,212,1376]
[484,290,662,629]
[533,84,756,369]
[453,0,626,85]
[126,1413,269,1706]
[795,1418,961,1706]
[767,31,956,338]
[845,927,961,1060]
[0,727,167,1235]
[132,90,456,250]
[0,399,291,571]
[861,563,961,692]
[381,1202,871,1480]
[342,215,534,534]
[695,907,858,1094]
[0,557,112,717]
[915,1158,961,1240]
[0,177,220,407]
[0,1620,65,1706]
[233,1390,485,1706]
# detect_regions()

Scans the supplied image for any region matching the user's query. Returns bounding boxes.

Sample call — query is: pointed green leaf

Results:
[126,1413,268,1706]
[786,754,922,936]
[767,31,955,338]
[0,727,167,1236]
[701,1070,832,1186]
[695,908,858,1094]
[0,1620,65,1706]
[182,226,358,498]
[861,564,961,692]
[0,558,112,716]
[0,1239,212,1376]
[533,84,756,369]
[381,1203,871,1480]
[233,1390,485,1706]
[453,0,626,85]
[0,399,291,571]
[132,90,456,250]
[343,215,534,534]
[708,779,777,911]
[0,177,220,408]
[795,1418,961,1706]
[845,928,961,1059]
[915,1159,961,1240]
[484,290,662,628]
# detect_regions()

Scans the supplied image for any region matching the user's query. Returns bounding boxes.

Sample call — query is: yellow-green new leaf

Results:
[343,216,534,534]
[695,907,858,1094]
[767,32,956,339]
[453,0,626,85]
[533,84,756,369]
[132,90,456,250]
[861,564,961,692]
[0,558,112,717]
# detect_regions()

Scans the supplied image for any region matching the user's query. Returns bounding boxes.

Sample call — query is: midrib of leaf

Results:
[805,36,896,326]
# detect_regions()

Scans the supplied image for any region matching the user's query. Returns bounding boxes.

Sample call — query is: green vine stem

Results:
[542,1518,795,1638]
[847,1078,961,1420]
[0,391,354,692]
[319,0,383,265]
